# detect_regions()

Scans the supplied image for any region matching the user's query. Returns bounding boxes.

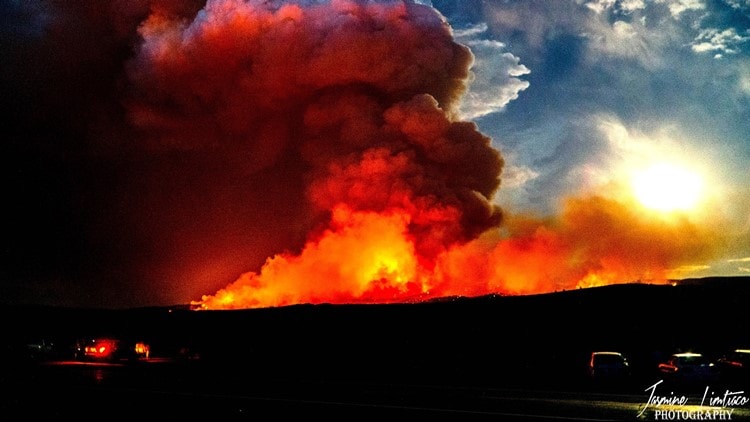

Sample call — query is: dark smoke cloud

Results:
[1,0,503,308]
[0,0,296,307]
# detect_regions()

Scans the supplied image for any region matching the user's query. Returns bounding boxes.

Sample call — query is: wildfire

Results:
[121,0,725,310]
[196,206,428,309]
[195,193,722,309]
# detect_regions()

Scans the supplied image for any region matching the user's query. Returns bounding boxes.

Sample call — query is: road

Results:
[4,359,747,420]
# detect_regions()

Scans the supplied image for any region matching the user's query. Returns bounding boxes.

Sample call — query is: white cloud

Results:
[454,24,531,120]
[612,19,637,37]
[585,0,616,14]
[656,0,706,19]
[691,27,750,56]
[585,0,646,14]
[501,165,539,189]
[620,0,647,12]
[582,16,667,68]
[452,22,488,38]
[724,0,750,9]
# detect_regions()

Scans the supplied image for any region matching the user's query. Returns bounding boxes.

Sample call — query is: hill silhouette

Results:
[3,277,748,387]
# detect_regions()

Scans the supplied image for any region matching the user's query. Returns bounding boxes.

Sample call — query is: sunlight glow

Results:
[631,163,704,212]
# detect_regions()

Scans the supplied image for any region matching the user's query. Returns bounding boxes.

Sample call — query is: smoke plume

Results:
[1,0,728,309]
[122,0,503,308]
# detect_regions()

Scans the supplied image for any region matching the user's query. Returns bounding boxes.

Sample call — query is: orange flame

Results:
[194,195,723,309]
[432,195,719,297]
[196,205,429,309]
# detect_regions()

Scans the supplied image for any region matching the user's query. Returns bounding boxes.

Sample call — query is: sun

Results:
[631,163,704,212]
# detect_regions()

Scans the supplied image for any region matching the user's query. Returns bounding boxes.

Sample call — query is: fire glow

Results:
[120,0,723,310]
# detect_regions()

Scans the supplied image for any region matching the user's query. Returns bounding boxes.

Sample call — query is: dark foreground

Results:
[2,277,749,420]
[3,360,656,420]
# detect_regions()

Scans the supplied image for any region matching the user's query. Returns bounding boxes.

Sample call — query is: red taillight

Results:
[84,340,116,358]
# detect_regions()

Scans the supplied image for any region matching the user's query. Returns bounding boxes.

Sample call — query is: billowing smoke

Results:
[433,195,723,298]
[125,0,503,308]
[1,0,728,309]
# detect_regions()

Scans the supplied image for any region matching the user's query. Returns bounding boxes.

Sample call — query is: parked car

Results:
[658,352,718,384]
[588,351,631,381]
[24,338,57,360]
[716,349,749,383]
[75,338,150,362]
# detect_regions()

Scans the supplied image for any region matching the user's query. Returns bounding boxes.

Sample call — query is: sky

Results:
[435,0,750,275]
[1,0,748,309]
